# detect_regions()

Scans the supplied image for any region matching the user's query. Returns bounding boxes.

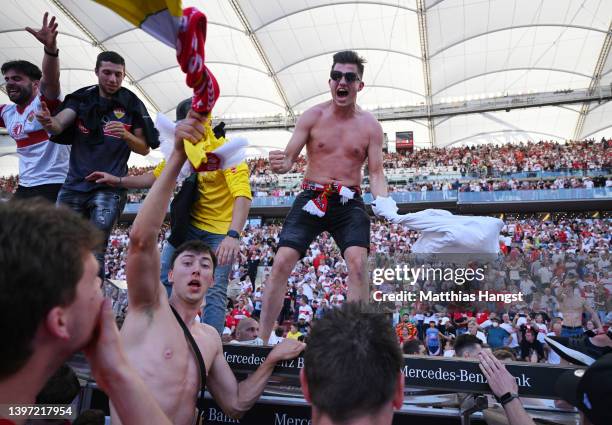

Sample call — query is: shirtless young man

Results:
[113,112,305,425]
[260,51,390,342]
[545,273,611,366]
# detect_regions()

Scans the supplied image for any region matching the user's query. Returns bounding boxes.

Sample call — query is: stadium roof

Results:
[0,0,611,173]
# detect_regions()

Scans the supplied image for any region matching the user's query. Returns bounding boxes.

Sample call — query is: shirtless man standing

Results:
[558,274,602,338]
[545,273,611,366]
[112,112,304,425]
[260,51,390,342]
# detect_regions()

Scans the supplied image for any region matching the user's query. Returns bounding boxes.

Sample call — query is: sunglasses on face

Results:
[330,70,360,83]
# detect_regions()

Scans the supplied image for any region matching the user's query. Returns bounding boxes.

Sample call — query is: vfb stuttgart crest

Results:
[11,123,23,137]
[113,107,126,119]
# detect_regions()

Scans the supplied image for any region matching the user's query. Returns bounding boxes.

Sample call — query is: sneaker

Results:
[545,335,612,366]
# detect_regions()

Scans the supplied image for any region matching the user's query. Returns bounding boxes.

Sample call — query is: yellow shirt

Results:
[286,331,303,340]
[153,159,252,234]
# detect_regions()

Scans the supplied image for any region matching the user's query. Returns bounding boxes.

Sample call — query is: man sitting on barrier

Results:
[300,302,404,425]
[0,200,172,425]
[114,110,304,425]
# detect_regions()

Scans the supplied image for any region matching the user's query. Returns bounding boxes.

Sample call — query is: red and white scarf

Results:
[301,180,360,217]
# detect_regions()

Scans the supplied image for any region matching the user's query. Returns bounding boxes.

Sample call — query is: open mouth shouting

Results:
[336,88,349,98]
[188,279,202,290]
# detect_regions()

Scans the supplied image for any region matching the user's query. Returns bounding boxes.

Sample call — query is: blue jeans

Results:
[561,326,584,338]
[160,224,230,335]
[57,187,126,278]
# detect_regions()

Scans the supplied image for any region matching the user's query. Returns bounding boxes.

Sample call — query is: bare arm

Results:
[478,350,536,425]
[216,196,252,266]
[26,13,60,100]
[105,124,150,155]
[584,302,603,329]
[207,338,305,418]
[126,116,204,309]
[125,127,150,155]
[36,106,76,135]
[85,171,156,189]
[367,120,388,198]
[269,109,317,174]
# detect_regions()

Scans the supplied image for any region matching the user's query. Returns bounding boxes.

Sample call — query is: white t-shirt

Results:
[546,332,560,364]
[0,94,70,186]
[298,304,314,322]
[535,323,548,343]
[267,334,284,345]
[475,331,487,345]
[500,323,518,348]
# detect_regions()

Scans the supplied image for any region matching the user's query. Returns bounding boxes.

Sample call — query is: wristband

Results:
[118,176,123,186]
[495,392,519,406]
[44,48,59,57]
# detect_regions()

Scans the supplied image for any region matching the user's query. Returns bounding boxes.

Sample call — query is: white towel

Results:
[372,197,503,254]
[394,209,504,254]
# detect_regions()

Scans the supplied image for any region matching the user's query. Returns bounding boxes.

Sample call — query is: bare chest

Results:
[308,115,370,161]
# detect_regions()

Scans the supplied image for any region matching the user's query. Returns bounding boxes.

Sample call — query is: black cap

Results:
[555,353,612,425]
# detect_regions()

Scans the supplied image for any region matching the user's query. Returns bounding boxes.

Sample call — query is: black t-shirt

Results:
[63,97,143,192]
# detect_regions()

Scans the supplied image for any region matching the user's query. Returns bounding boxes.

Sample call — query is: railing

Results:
[251,168,611,190]
[457,187,612,203]
[115,188,612,214]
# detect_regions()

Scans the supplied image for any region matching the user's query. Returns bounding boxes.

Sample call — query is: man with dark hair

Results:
[95,51,125,71]
[0,13,69,203]
[113,111,303,425]
[261,50,390,342]
[519,326,545,362]
[36,50,160,278]
[454,333,484,358]
[0,200,172,425]
[402,339,427,355]
[300,303,404,425]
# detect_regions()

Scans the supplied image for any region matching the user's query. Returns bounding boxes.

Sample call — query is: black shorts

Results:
[13,183,62,204]
[278,190,370,257]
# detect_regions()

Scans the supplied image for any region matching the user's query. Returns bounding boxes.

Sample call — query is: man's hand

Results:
[35,101,54,132]
[86,171,121,186]
[269,150,292,174]
[478,350,518,398]
[371,196,399,221]
[83,298,130,393]
[174,111,206,152]
[216,236,240,266]
[266,338,306,363]
[26,12,58,50]
[104,121,129,140]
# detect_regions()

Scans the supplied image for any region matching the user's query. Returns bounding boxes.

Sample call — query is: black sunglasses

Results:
[330,70,360,83]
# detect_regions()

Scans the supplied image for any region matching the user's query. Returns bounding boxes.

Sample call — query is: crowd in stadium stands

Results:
[1,139,610,200]
[249,139,611,176]
[102,215,611,365]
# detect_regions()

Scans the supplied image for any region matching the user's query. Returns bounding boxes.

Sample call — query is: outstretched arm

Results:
[85,171,156,189]
[36,104,75,135]
[26,12,60,100]
[207,338,305,418]
[126,113,205,309]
